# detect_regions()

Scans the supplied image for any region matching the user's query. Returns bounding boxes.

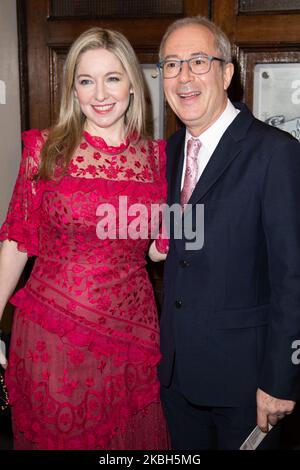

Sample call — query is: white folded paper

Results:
[240,424,273,450]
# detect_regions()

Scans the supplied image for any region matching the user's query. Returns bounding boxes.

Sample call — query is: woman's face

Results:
[74,48,132,139]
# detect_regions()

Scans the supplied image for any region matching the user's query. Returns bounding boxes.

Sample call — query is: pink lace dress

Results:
[0,129,169,450]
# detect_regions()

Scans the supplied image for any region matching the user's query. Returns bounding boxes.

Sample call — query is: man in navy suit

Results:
[150,16,300,449]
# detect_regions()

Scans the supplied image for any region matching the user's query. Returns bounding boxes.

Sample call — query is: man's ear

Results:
[223,62,234,91]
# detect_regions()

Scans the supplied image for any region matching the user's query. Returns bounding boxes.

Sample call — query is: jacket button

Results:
[174,300,182,309]
[180,260,190,268]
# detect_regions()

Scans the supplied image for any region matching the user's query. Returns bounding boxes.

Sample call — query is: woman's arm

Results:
[0,239,28,318]
[0,240,28,368]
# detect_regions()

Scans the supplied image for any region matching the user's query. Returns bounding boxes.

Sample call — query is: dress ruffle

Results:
[7,288,162,449]
[83,131,131,153]
[11,287,161,361]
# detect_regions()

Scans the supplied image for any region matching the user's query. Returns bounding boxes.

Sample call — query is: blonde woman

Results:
[0,28,169,450]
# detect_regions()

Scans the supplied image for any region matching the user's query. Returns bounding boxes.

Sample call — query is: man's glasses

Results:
[157,54,225,79]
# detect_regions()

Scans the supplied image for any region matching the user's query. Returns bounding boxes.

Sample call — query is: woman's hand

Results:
[0,337,8,369]
[149,240,168,262]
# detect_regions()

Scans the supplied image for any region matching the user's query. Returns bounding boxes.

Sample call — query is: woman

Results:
[0,28,168,450]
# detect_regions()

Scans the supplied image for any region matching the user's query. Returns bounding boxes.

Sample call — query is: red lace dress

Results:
[0,129,169,450]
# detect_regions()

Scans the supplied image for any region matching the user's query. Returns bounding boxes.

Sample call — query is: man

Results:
[150,16,300,449]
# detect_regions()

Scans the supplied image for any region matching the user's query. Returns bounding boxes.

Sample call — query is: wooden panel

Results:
[49,0,184,18]
[239,0,300,13]
[184,0,210,16]
[212,0,300,43]
[236,14,300,43]
[25,0,52,129]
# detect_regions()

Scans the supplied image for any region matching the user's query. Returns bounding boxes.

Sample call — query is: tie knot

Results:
[187,138,201,159]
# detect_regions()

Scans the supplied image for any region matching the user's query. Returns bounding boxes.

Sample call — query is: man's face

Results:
[161,24,234,136]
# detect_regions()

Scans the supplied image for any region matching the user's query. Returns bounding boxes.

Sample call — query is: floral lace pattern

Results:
[0,129,168,449]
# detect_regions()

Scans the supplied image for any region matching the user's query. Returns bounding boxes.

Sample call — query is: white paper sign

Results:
[253,63,300,141]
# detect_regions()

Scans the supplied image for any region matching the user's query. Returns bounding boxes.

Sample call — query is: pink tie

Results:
[181,138,201,207]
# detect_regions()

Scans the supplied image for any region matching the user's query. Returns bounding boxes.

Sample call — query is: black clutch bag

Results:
[0,331,9,414]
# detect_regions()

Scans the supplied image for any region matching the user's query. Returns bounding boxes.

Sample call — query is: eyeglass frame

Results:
[156,54,225,79]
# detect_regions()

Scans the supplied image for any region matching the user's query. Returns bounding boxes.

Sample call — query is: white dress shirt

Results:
[181,100,240,189]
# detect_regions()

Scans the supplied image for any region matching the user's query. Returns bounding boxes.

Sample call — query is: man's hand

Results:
[257,388,295,432]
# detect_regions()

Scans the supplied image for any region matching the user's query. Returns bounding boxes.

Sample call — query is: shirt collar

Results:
[186,99,240,155]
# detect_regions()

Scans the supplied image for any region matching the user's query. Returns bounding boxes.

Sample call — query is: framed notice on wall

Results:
[253,63,300,141]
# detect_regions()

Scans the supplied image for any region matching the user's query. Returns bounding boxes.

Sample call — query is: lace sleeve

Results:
[0,129,46,257]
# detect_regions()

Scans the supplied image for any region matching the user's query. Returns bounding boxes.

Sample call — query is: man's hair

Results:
[159,16,232,64]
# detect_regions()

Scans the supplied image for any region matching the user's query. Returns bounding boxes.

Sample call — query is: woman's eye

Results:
[79,79,93,85]
[107,76,120,82]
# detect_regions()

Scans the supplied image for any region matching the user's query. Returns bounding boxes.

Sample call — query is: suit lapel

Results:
[187,133,242,207]
[166,103,255,218]
[168,134,185,206]
[186,103,254,209]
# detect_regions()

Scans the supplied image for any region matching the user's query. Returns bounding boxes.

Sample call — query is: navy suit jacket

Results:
[159,103,300,407]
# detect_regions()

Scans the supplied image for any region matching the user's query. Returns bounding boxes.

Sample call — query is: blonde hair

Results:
[38,27,146,179]
[159,16,232,64]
